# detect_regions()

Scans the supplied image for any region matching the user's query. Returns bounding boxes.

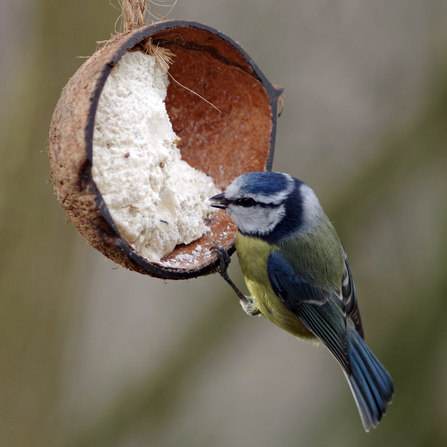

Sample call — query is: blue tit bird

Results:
[210,171,393,432]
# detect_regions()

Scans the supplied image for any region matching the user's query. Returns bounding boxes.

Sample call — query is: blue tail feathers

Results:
[344,329,394,432]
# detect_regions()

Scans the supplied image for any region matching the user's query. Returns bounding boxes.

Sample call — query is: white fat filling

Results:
[92,51,219,262]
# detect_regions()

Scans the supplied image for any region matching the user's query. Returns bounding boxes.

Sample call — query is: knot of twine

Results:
[118,0,175,73]
[121,0,147,31]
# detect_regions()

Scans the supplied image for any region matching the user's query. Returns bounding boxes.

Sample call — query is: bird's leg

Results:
[211,246,245,300]
[211,246,260,316]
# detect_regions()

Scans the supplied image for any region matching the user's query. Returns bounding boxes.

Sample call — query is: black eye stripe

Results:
[232,198,284,208]
[235,197,257,207]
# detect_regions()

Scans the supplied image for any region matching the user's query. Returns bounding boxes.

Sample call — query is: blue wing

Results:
[267,249,350,370]
[267,249,393,431]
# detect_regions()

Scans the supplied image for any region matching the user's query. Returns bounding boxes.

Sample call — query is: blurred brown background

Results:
[1,1,447,446]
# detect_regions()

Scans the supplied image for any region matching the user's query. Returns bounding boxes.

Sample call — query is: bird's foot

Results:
[240,296,261,316]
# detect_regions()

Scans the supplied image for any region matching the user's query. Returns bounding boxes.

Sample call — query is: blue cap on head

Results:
[225,172,300,207]
[236,172,294,196]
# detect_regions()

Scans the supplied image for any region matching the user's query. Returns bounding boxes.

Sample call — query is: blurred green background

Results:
[1,1,447,446]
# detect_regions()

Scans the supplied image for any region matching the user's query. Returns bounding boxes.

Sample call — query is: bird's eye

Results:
[236,197,257,207]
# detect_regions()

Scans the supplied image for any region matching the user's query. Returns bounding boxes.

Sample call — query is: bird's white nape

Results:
[299,183,323,231]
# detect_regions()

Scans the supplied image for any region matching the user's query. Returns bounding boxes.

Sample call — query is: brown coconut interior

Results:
[128,27,274,269]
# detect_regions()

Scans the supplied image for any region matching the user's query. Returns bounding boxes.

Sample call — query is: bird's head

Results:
[210,172,323,243]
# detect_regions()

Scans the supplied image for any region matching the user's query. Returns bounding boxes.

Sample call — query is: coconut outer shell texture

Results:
[49,20,282,279]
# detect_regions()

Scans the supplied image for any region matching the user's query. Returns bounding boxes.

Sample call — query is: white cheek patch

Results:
[227,204,285,235]
[300,184,323,230]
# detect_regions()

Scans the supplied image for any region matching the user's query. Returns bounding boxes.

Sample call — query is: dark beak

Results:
[210,193,230,209]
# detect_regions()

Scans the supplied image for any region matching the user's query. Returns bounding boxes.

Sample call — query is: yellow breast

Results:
[235,233,316,341]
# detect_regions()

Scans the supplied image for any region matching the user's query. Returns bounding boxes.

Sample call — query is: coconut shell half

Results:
[49,20,282,279]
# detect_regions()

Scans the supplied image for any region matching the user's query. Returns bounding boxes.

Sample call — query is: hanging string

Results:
[120,0,146,31]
